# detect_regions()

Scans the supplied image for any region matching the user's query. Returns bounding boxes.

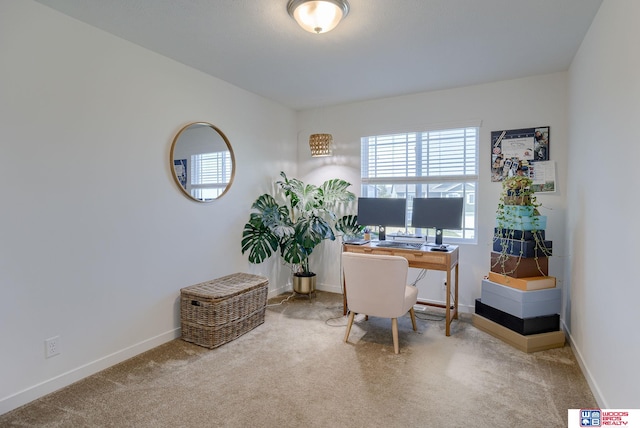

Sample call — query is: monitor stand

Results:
[378,225,386,240]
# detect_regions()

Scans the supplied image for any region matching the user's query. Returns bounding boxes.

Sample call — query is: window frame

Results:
[360,126,479,244]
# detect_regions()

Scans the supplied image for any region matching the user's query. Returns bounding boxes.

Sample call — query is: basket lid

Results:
[181,273,268,300]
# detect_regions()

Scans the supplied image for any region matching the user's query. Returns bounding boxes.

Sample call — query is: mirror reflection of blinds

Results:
[362,128,478,182]
[191,152,232,187]
[190,152,232,200]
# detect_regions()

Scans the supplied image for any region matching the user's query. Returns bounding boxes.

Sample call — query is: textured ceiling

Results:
[33,0,602,110]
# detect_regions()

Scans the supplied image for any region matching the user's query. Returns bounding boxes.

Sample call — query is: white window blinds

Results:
[362,128,478,182]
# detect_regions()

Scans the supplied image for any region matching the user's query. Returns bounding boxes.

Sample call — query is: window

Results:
[361,127,478,243]
[190,151,232,201]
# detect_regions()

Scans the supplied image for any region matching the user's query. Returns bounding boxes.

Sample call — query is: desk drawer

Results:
[402,251,449,266]
[347,246,451,269]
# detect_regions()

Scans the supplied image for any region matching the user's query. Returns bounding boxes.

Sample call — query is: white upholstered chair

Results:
[342,252,419,354]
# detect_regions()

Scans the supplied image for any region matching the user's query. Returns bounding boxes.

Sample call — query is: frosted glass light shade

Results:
[287,0,350,34]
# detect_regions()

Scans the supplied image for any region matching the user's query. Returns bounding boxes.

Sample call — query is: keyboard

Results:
[344,239,370,245]
[375,241,424,250]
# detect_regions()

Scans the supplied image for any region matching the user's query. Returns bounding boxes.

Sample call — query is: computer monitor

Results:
[411,197,464,246]
[356,197,407,240]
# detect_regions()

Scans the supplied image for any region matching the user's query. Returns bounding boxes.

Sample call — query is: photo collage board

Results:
[491,126,555,192]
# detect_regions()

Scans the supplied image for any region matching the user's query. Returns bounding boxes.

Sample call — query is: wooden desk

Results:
[342,243,459,336]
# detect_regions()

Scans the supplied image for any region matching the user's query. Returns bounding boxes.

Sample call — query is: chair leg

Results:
[392,318,399,354]
[344,311,355,343]
[410,307,417,331]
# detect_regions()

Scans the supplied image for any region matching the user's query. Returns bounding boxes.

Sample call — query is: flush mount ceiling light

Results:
[287,0,350,34]
[309,133,333,157]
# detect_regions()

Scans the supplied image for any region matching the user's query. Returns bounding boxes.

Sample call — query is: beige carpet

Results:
[1,291,597,427]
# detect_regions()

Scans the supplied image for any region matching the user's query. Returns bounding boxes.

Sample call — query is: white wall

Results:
[3,0,637,416]
[566,0,640,408]
[297,74,569,314]
[0,0,297,413]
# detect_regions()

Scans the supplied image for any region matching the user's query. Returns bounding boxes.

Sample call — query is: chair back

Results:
[342,252,409,319]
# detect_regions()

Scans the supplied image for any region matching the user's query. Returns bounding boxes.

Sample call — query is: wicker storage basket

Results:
[180,273,268,349]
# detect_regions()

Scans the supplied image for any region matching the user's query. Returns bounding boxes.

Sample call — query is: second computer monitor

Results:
[411,197,464,245]
[356,197,406,240]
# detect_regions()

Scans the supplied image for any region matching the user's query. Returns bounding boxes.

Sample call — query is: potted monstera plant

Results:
[241,171,359,295]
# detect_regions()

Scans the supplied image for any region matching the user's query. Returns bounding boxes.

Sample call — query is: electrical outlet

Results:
[45,336,60,358]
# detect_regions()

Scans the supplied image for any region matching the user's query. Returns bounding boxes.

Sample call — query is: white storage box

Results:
[481,279,560,318]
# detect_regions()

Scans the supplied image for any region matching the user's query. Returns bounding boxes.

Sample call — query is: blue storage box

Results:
[495,214,547,231]
[481,279,560,318]
[502,205,536,217]
[492,238,553,257]
[494,228,545,241]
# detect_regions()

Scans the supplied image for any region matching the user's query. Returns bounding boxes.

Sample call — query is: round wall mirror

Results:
[170,122,236,202]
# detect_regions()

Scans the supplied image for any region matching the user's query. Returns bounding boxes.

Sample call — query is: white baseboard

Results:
[267,284,292,298]
[562,320,607,408]
[0,328,180,416]
[415,297,474,314]
[267,281,343,297]
[316,282,342,294]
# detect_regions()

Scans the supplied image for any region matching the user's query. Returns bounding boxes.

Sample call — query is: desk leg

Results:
[445,268,452,336]
[454,263,459,320]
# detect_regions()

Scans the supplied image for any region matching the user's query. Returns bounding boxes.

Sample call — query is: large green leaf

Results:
[251,194,294,238]
[280,236,304,266]
[294,216,334,253]
[319,178,355,204]
[335,215,363,238]
[298,184,322,213]
[241,220,280,264]
[251,193,278,212]
[317,180,355,222]
[279,216,334,273]
[278,172,321,215]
